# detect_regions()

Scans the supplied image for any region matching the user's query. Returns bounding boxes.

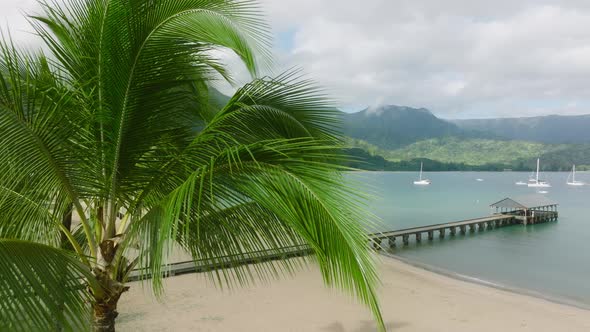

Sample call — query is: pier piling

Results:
[388,236,396,247]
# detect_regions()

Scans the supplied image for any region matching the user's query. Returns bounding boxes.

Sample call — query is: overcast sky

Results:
[3,0,590,118]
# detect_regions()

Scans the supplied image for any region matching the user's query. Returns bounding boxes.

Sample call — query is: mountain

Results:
[341,105,590,171]
[452,114,590,144]
[533,144,590,170]
[341,105,482,149]
[208,86,231,109]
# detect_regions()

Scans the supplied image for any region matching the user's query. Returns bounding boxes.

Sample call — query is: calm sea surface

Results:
[351,171,590,307]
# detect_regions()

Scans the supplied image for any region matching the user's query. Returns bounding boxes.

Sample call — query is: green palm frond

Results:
[223,71,342,139]
[0,40,96,255]
[1,1,385,330]
[125,75,384,327]
[0,240,99,332]
[29,0,273,230]
[0,184,61,245]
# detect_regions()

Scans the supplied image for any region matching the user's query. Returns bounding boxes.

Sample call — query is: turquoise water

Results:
[352,171,590,307]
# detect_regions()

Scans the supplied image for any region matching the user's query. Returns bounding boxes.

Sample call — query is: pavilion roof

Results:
[489,195,557,209]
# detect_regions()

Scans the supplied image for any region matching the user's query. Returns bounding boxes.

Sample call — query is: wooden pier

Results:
[369,195,558,249]
[129,196,558,280]
[128,245,313,281]
[369,214,517,248]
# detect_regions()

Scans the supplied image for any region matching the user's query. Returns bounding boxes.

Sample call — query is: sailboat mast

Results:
[573,164,576,182]
[419,162,423,180]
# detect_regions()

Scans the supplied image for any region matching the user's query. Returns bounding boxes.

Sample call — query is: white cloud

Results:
[443,80,467,96]
[0,0,40,46]
[4,0,590,118]
[261,0,590,118]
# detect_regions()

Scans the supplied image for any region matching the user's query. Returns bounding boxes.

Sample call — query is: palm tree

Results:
[0,0,383,331]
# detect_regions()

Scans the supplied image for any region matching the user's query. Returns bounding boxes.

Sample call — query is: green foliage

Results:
[0,0,383,330]
[346,137,590,171]
[532,144,590,171]
[0,240,99,332]
[386,137,549,165]
[343,148,508,171]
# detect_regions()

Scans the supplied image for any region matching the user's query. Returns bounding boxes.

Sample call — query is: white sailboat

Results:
[413,162,431,185]
[515,180,527,185]
[567,164,585,186]
[528,158,551,188]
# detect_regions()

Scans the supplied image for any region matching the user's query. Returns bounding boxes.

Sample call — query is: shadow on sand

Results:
[322,320,408,331]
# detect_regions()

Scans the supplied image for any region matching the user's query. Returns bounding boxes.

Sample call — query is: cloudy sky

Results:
[3,0,590,118]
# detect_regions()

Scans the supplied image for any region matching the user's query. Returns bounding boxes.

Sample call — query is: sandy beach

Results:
[118,255,590,331]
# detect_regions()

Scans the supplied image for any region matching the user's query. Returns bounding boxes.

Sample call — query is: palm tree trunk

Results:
[91,263,129,332]
[91,279,128,332]
[92,299,118,332]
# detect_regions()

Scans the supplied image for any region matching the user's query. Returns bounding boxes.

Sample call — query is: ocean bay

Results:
[354,171,590,307]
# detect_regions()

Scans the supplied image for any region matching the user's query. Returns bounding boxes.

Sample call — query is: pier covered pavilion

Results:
[490,195,558,225]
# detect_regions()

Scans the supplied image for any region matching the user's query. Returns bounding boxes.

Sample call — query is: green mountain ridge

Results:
[341,105,492,149]
[341,106,590,171]
[451,114,590,144]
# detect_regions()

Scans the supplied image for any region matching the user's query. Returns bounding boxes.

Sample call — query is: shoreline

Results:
[381,252,590,311]
[118,254,590,331]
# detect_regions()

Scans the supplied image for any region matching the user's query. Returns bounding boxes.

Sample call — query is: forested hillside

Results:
[341,106,590,171]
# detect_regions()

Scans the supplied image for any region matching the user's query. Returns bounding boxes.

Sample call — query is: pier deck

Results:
[128,245,313,281]
[368,209,557,248]
[369,214,517,247]
[372,214,515,240]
